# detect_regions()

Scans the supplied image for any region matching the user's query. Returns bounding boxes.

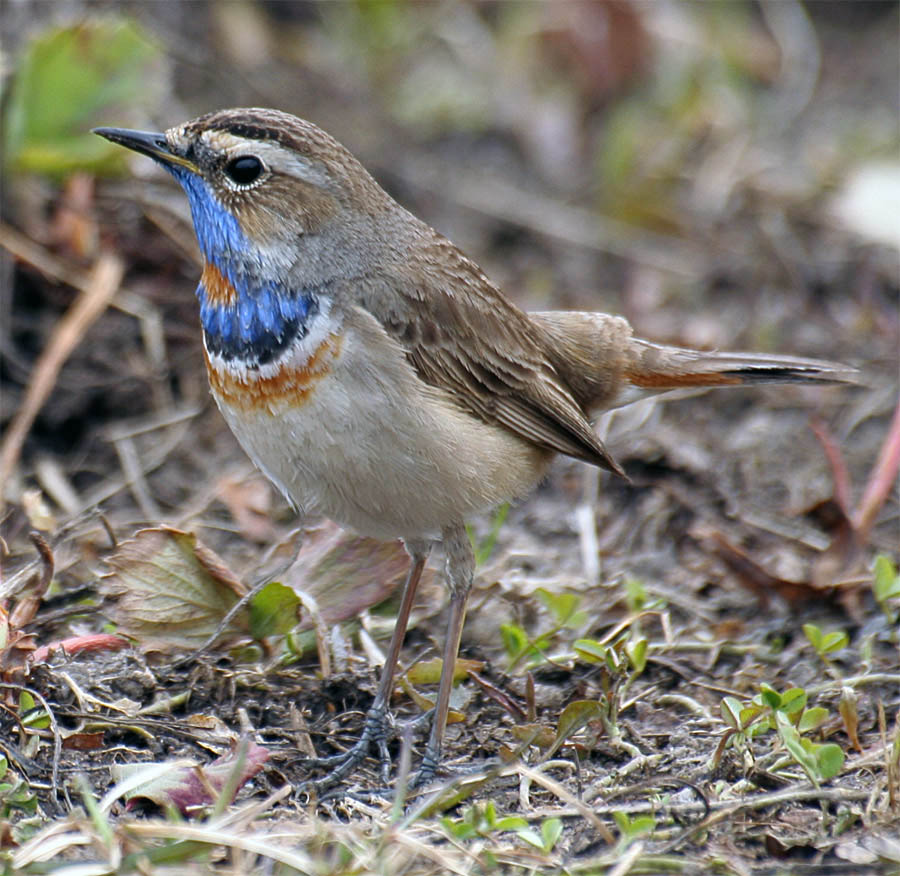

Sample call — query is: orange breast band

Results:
[205,332,343,412]
[201,261,238,307]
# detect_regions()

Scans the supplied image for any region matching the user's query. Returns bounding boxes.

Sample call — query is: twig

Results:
[759,0,821,130]
[294,588,332,678]
[112,434,162,520]
[80,418,192,510]
[0,250,124,500]
[854,394,900,541]
[516,761,616,845]
[33,457,82,514]
[183,534,303,661]
[810,417,853,517]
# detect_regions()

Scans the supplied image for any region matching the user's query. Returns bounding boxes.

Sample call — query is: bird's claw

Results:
[302,705,392,789]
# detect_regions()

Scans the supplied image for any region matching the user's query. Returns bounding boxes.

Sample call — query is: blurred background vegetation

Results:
[1,0,897,537]
[1,6,898,866]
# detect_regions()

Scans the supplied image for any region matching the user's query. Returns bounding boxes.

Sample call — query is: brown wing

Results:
[355,235,624,476]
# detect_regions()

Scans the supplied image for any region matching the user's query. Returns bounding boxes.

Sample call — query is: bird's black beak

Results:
[92,127,197,172]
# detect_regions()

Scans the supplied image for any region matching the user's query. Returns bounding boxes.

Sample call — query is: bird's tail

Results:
[530,311,858,412]
[626,339,858,388]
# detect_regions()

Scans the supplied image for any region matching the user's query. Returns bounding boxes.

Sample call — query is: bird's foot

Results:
[305,704,393,788]
[410,738,441,789]
[299,707,442,798]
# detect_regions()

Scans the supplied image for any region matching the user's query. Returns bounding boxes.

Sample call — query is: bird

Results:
[94,108,855,789]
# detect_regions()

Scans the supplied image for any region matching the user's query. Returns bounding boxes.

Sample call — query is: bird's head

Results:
[95,107,390,277]
[95,108,390,366]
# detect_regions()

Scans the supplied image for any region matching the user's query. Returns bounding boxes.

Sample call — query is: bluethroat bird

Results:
[94,109,855,789]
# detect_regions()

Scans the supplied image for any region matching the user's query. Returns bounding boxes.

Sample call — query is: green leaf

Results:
[815,743,845,780]
[748,719,770,738]
[820,631,849,654]
[441,816,474,840]
[536,588,584,627]
[496,816,530,832]
[405,656,481,686]
[574,638,608,664]
[759,683,782,710]
[721,697,743,729]
[248,581,300,638]
[4,17,164,176]
[625,637,648,674]
[612,810,630,834]
[613,810,656,840]
[776,711,819,779]
[19,692,50,729]
[532,633,554,653]
[739,704,763,727]
[624,577,647,613]
[629,815,657,836]
[500,623,528,659]
[553,701,604,755]
[873,554,900,601]
[515,828,546,849]
[780,688,808,718]
[541,817,563,852]
[604,645,623,674]
[802,623,823,652]
[798,706,829,733]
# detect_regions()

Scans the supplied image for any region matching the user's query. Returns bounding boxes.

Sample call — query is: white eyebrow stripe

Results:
[199,130,331,187]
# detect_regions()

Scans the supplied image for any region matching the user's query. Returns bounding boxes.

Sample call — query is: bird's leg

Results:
[414,522,474,786]
[312,540,430,788]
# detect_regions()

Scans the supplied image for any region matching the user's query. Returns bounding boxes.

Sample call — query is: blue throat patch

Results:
[167,167,318,366]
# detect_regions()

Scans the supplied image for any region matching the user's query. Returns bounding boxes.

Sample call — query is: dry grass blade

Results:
[516,762,616,846]
[853,396,900,540]
[122,822,317,873]
[605,841,645,876]
[0,248,124,500]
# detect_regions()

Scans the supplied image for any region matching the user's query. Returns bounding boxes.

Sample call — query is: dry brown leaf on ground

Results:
[284,521,437,628]
[109,737,269,815]
[100,526,248,652]
[215,471,276,543]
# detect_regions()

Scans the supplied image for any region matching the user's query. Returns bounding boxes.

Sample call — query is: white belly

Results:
[207,306,549,540]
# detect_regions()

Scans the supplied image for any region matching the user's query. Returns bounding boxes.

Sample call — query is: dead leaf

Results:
[216,472,275,543]
[696,527,830,608]
[547,700,605,759]
[286,522,436,627]
[468,670,526,722]
[63,731,105,751]
[397,677,465,724]
[112,738,269,815]
[404,657,483,686]
[510,723,556,751]
[100,526,247,652]
[50,173,98,260]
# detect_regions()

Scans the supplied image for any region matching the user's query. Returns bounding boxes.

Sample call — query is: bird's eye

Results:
[225,155,264,186]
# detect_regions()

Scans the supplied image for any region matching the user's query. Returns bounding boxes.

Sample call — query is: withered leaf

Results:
[111,738,269,815]
[100,526,247,652]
